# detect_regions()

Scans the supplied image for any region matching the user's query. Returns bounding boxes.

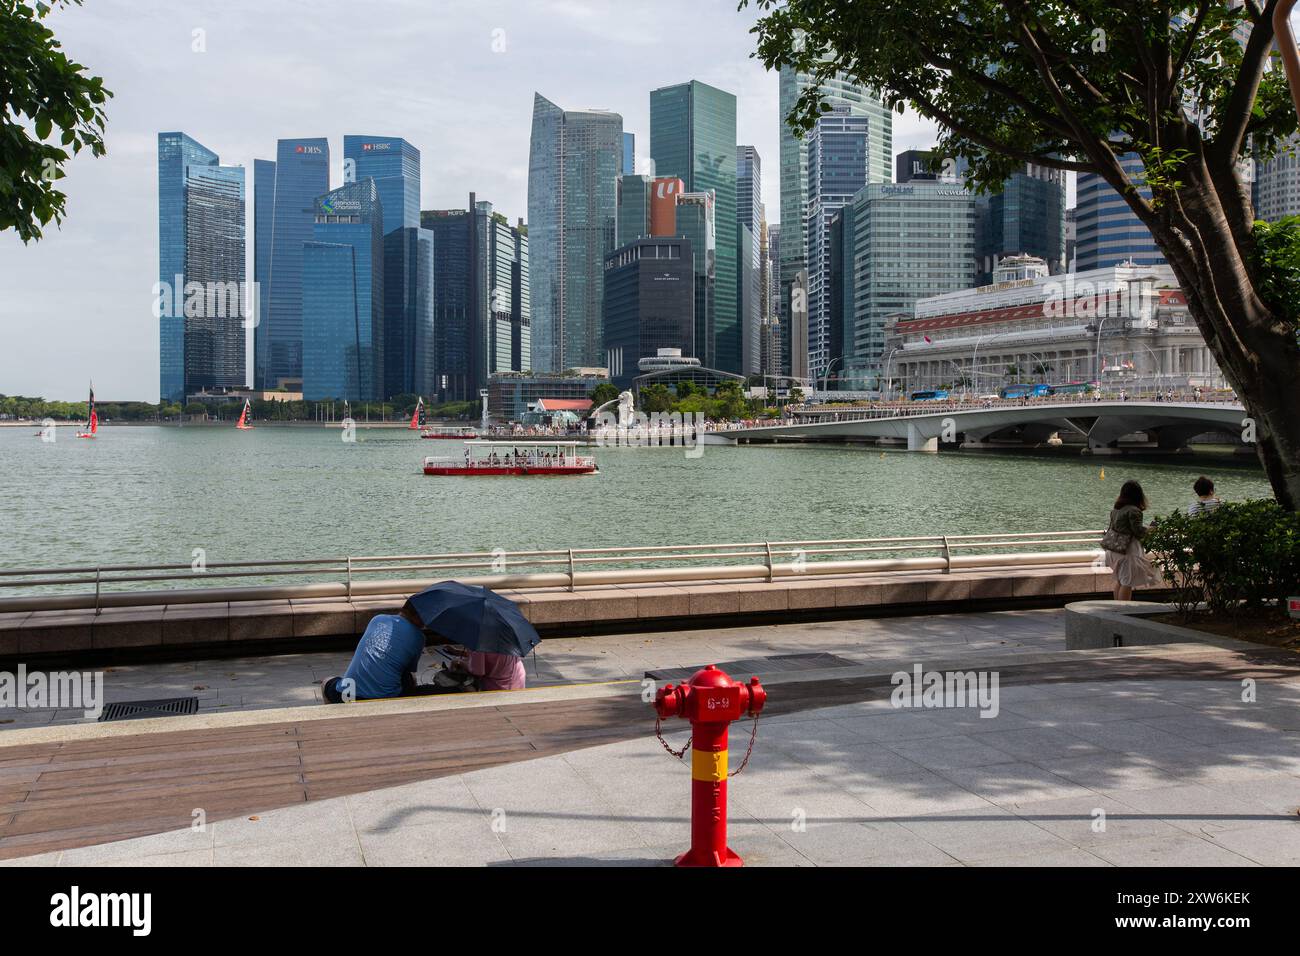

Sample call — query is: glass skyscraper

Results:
[617,174,652,248]
[804,110,870,378]
[1075,154,1167,271]
[302,180,385,402]
[623,132,636,176]
[422,194,527,400]
[487,212,530,376]
[254,137,330,390]
[343,135,420,236]
[674,192,716,367]
[650,80,739,373]
[527,93,623,371]
[252,158,276,390]
[157,132,246,403]
[421,204,478,402]
[1256,134,1300,222]
[778,65,891,376]
[974,163,1067,284]
[383,226,436,399]
[847,182,976,376]
[736,145,764,377]
[603,237,695,389]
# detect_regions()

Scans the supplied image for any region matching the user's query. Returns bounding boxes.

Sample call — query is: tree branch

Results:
[887,77,1097,172]
[1212,0,1280,162]
[1171,1,1214,82]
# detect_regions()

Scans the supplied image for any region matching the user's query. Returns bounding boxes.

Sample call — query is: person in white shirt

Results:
[1187,476,1223,516]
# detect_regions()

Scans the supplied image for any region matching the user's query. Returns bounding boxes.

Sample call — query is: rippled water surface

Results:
[0,424,1271,570]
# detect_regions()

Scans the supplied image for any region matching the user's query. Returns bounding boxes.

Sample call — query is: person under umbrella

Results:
[404,581,539,692]
[322,602,431,704]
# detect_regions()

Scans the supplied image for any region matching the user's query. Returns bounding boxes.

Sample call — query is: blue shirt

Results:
[341,614,425,700]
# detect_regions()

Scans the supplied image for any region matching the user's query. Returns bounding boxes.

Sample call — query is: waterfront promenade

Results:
[3,607,1299,866]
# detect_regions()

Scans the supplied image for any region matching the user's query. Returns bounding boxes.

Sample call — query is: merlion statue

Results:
[617,390,635,428]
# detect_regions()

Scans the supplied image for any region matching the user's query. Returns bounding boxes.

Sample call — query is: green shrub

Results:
[1146,500,1300,620]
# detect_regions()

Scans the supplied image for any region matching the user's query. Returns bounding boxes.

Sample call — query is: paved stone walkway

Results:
[1,609,1067,729]
[7,675,1300,866]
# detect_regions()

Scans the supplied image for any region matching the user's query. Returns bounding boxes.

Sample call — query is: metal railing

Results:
[0,530,1105,614]
[724,396,1244,430]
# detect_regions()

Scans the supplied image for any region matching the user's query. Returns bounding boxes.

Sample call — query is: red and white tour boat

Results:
[422,441,598,477]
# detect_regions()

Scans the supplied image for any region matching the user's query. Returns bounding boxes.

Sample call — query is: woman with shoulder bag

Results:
[1100,479,1162,600]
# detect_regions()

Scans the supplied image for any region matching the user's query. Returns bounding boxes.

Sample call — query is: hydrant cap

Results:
[688,664,735,689]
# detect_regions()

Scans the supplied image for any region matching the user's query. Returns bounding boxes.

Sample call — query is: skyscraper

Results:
[421,200,482,402]
[650,80,739,373]
[383,226,436,399]
[254,137,330,390]
[421,195,528,400]
[1075,154,1167,271]
[778,66,891,377]
[895,149,940,183]
[804,109,871,378]
[736,145,764,377]
[623,132,636,176]
[252,158,275,390]
[157,132,246,403]
[846,182,976,379]
[343,135,420,235]
[603,237,695,389]
[763,223,782,377]
[487,212,530,376]
[973,163,1067,284]
[674,191,716,366]
[1257,134,1300,222]
[527,93,623,372]
[302,180,385,402]
[617,173,652,248]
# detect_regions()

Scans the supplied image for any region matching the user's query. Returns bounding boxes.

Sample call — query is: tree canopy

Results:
[1,0,111,242]
[748,0,1300,508]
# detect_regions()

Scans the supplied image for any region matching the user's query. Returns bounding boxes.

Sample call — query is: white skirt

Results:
[1104,538,1162,589]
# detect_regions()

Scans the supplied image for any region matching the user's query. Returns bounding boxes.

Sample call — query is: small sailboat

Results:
[75,384,98,439]
[235,399,254,430]
[408,396,425,430]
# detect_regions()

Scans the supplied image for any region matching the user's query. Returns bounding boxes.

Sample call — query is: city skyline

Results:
[0,0,941,402]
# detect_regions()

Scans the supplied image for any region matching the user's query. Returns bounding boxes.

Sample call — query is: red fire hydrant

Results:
[653,665,766,867]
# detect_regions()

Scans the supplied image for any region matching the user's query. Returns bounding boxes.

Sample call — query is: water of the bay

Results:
[0,424,1271,573]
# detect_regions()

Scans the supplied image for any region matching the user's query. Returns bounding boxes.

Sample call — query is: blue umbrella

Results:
[403,582,540,658]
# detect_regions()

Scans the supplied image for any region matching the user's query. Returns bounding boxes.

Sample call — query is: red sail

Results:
[408,398,422,429]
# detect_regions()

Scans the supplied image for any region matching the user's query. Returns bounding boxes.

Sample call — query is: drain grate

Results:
[99,696,200,722]
[644,652,856,683]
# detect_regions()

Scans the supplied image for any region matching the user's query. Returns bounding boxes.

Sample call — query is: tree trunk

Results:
[1148,164,1300,511]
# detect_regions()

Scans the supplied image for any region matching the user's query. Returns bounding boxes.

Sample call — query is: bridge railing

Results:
[0,530,1105,613]
[716,396,1242,430]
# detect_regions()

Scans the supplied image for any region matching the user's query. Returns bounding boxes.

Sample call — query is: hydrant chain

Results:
[654,717,692,759]
[728,713,760,777]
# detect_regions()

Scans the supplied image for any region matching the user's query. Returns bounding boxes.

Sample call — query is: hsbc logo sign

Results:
[295,145,323,154]
[362,142,392,151]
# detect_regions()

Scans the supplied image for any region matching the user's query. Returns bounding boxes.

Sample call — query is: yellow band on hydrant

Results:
[692,747,728,782]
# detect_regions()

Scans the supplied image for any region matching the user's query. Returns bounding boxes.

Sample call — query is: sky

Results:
[0,0,951,402]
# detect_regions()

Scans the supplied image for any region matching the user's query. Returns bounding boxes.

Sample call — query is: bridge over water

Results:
[705,400,1251,453]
